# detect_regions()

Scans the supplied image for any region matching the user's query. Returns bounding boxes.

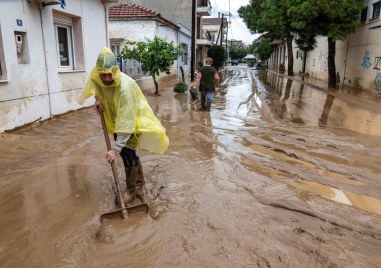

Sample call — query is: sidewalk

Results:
[267,69,381,114]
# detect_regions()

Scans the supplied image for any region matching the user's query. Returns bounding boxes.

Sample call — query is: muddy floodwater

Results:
[1,67,381,267]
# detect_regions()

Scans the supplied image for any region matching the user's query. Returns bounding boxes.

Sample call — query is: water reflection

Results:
[290,179,381,216]
[259,71,381,136]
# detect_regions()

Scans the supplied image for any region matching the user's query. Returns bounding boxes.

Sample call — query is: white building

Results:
[0,0,114,133]
[108,3,180,86]
[268,0,381,92]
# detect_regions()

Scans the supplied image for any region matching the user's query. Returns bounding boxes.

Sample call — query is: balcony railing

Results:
[197,0,211,16]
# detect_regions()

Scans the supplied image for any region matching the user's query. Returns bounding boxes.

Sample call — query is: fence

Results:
[117,57,149,79]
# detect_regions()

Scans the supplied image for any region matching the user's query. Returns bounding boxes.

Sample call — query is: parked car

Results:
[254,61,266,70]
[231,59,239,66]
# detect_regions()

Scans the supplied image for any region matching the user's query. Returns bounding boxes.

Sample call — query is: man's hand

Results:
[106,149,119,163]
[94,98,103,114]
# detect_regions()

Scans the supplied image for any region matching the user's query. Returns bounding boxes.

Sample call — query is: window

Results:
[0,24,6,80]
[53,11,85,71]
[371,1,381,20]
[110,42,121,56]
[361,6,368,22]
[55,24,73,69]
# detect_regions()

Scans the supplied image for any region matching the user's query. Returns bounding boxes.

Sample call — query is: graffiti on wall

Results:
[375,72,381,92]
[361,51,372,69]
[374,57,381,70]
[318,51,328,74]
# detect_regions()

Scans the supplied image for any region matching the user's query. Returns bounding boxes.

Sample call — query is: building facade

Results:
[119,0,213,80]
[268,0,381,92]
[108,3,180,85]
[0,0,112,132]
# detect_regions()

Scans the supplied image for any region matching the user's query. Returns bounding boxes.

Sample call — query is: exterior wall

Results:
[178,23,192,80]
[203,24,220,44]
[109,19,179,80]
[119,0,192,30]
[268,0,381,92]
[268,42,286,69]
[118,0,194,80]
[303,37,329,82]
[0,0,107,132]
[109,20,157,44]
[336,15,381,91]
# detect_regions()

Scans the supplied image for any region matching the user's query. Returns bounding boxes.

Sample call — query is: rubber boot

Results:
[200,92,207,110]
[135,160,146,200]
[136,159,145,187]
[206,100,212,112]
[123,164,139,204]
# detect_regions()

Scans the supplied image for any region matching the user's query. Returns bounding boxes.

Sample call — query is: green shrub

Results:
[174,82,188,93]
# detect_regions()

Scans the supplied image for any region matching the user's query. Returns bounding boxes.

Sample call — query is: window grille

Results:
[372,1,381,19]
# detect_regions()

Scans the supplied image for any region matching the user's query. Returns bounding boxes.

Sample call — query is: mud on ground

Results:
[0,67,380,267]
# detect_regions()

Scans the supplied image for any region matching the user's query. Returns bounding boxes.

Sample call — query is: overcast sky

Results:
[208,0,260,44]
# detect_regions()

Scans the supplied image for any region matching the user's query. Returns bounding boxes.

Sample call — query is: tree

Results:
[239,0,296,76]
[229,46,248,61]
[207,45,227,70]
[120,36,183,95]
[288,0,364,87]
[253,38,273,61]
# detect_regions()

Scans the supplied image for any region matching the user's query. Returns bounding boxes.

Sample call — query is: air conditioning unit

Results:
[41,0,61,6]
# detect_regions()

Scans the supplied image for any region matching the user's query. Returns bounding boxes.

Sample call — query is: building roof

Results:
[109,2,179,30]
[109,3,159,19]
[203,17,227,26]
[244,54,255,59]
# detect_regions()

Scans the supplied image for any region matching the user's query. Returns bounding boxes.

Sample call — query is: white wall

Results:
[268,1,381,92]
[178,23,192,80]
[295,0,381,91]
[0,0,108,132]
[109,19,180,79]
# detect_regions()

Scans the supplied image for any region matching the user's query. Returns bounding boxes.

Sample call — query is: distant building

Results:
[117,0,213,79]
[229,39,244,49]
[108,3,180,85]
[202,17,227,46]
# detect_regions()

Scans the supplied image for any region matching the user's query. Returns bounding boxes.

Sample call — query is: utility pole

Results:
[191,0,196,81]
[220,13,224,46]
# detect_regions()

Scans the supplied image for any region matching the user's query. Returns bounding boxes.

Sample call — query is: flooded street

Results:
[1,66,381,267]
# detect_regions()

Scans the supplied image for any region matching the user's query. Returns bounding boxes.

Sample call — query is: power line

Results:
[231,17,253,35]
[169,0,180,22]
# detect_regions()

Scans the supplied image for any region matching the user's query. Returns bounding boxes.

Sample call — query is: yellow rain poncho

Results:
[83,47,169,154]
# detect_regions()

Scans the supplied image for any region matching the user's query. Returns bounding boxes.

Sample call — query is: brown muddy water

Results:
[1,67,381,267]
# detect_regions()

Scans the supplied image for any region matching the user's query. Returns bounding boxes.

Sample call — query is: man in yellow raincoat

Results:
[83,47,169,202]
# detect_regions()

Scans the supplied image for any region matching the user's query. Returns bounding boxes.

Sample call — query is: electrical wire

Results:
[169,0,180,22]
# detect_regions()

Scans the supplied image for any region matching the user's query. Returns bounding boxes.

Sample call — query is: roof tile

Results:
[109,3,160,18]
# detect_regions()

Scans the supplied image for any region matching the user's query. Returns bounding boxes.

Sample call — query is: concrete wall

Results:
[178,23,192,80]
[119,0,193,79]
[0,0,108,132]
[109,19,179,79]
[270,0,381,92]
[122,0,192,30]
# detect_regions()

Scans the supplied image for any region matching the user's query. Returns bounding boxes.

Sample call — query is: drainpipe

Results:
[38,4,52,116]
[191,0,196,81]
[177,25,181,80]
[103,2,110,47]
